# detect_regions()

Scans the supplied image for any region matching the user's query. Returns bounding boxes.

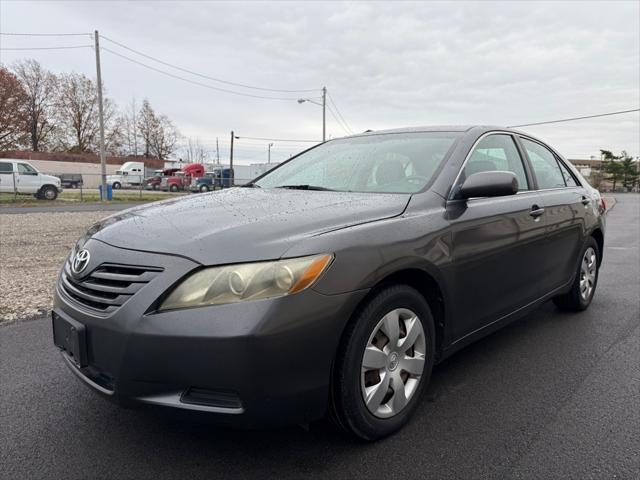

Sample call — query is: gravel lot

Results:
[0,211,106,324]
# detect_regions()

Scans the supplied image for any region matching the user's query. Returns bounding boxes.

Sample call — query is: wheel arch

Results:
[341,266,449,361]
[590,228,604,265]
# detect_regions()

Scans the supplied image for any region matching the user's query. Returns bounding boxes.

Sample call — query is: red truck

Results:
[160,164,205,192]
[145,168,180,190]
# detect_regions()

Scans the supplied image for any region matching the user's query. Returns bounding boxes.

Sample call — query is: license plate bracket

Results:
[52,311,88,368]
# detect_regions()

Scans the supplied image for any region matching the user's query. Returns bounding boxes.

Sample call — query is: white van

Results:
[0,159,62,200]
[106,161,145,189]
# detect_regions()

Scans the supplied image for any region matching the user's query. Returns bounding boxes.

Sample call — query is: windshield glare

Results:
[255,132,460,193]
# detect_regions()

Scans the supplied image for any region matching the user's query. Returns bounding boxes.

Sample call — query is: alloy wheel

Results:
[360,308,426,418]
[580,247,597,301]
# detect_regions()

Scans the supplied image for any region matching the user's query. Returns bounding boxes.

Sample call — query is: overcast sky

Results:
[1,0,638,164]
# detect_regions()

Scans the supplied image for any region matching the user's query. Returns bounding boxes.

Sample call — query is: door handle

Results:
[530,205,545,218]
[581,196,590,206]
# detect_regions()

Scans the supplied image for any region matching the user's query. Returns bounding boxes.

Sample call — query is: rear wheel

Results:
[553,237,600,311]
[331,285,435,440]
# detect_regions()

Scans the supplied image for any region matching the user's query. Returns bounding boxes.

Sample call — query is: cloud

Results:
[1,0,638,160]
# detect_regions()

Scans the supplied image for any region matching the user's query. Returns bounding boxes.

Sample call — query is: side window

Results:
[0,163,13,173]
[557,160,579,187]
[462,134,529,190]
[17,163,37,174]
[520,138,566,189]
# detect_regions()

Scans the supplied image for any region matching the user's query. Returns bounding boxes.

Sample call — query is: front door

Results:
[447,133,548,340]
[16,163,41,193]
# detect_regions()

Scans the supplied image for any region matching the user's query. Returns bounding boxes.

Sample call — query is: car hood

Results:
[43,174,61,184]
[87,188,410,265]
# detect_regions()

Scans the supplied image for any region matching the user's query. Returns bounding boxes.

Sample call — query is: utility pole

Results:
[230,131,234,187]
[216,137,220,164]
[94,30,107,201]
[268,142,273,164]
[322,86,326,142]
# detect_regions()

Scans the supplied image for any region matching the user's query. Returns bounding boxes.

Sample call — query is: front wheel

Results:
[553,237,600,311]
[169,184,179,192]
[40,185,58,201]
[330,285,435,440]
[200,184,210,192]
[112,182,121,190]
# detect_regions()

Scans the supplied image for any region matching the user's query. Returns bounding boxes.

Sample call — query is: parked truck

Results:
[106,162,145,189]
[145,168,180,190]
[56,173,84,189]
[190,167,234,192]
[161,163,205,192]
[0,159,62,200]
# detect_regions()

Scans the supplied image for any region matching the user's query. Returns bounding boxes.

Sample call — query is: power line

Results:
[0,32,91,36]
[509,108,640,128]
[100,34,318,94]
[0,45,92,50]
[327,103,352,136]
[100,46,304,101]
[327,91,354,134]
[234,135,320,143]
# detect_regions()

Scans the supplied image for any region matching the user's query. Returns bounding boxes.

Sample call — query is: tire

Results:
[169,184,178,192]
[553,237,600,311]
[330,285,435,440]
[40,185,58,201]
[152,184,158,190]
[112,182,121,190]
[200,184,210,193]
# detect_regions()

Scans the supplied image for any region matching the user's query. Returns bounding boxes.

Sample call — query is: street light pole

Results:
[268,142,273,164]
[229,130,234,187]
[298,86,327,143]
[94,30,107,201]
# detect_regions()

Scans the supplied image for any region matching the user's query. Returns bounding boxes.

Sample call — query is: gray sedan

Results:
[52,125,605,440]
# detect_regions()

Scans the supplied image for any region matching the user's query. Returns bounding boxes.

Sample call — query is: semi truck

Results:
[106,162,145,189]
[161,163,205,192]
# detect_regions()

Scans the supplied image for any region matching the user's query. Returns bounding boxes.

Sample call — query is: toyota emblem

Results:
[71,249,91,275]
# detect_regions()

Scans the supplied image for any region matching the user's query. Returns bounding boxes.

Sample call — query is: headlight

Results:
[158,254,333,311]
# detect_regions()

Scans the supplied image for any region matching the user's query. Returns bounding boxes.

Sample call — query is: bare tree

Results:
[137,98,155,157]
[121,97,139,156]
[185,137,208,163]
[55,71,120,153]
[12,59,57,151]
[149,114,180,160]
[0,66,29,150]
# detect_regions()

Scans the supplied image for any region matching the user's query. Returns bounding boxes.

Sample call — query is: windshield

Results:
[254,132,460,193]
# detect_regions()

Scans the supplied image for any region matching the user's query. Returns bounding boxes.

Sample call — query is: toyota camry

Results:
[52,126,605,440]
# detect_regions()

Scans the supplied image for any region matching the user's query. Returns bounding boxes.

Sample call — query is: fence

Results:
[0,171,253,203]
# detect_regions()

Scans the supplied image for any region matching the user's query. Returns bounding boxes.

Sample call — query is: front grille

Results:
[60,261,163,314]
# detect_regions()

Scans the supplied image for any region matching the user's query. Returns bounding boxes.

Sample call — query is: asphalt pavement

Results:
[1,194,638,480]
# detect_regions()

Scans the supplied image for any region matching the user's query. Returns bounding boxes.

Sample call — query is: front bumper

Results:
[53,239,367,427]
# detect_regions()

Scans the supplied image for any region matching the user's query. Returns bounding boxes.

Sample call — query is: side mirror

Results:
[459,171,518,199]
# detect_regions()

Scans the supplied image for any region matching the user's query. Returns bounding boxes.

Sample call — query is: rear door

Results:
[518,137,588,295]
[447,133,548,340]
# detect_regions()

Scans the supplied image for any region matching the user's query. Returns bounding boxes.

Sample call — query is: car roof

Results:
[341,125,518,138]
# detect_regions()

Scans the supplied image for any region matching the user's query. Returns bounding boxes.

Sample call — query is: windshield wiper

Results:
[241,183,261,188]
[276,184,335,191]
